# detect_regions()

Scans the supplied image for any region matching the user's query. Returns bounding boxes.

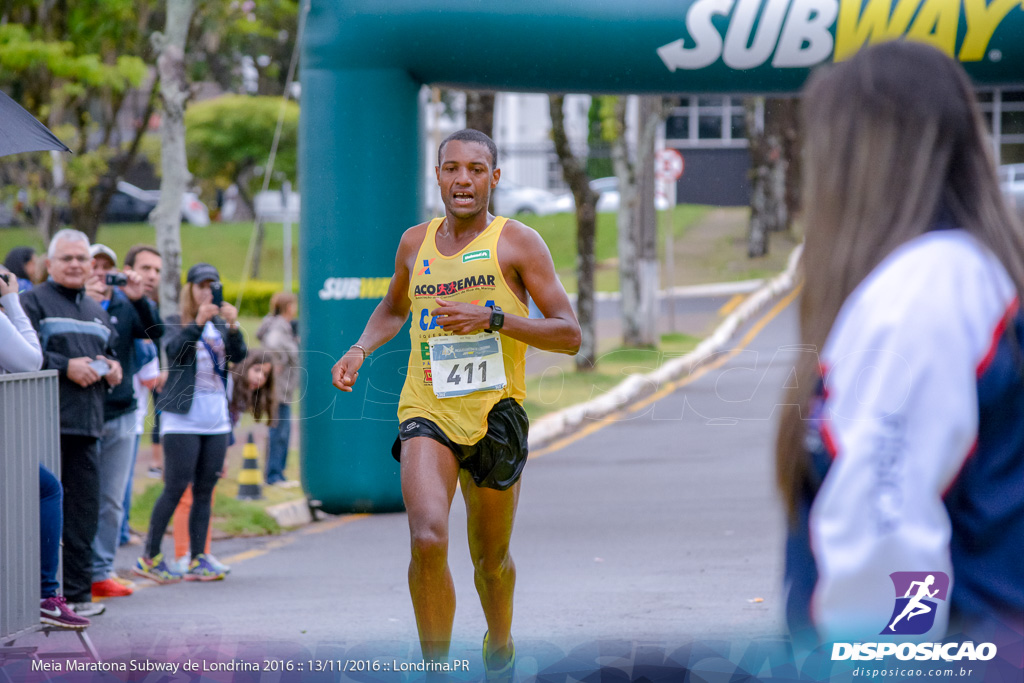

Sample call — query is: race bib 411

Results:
[428,332,507,399]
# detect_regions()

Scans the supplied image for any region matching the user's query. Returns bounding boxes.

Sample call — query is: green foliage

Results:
[220,277,296,318]
[185,95,299,194]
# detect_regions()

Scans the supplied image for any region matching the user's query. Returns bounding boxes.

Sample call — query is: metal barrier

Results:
[0,371,60,643]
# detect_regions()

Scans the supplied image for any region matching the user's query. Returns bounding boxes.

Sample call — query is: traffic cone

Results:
[237,433,263,500]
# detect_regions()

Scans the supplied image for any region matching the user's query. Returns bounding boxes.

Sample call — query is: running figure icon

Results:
[888,575,939,632]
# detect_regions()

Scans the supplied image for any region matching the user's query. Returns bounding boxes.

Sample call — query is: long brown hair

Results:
[230,349,278,425]
[180,282,201,322]
[776,41,1024,520]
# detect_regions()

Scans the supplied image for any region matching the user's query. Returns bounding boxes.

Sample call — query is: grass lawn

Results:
[522,332,700,420]
[528,205,709,293]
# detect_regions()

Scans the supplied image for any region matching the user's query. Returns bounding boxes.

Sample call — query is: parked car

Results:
[492,182,563,216]
[551,176,672,213]
[103,181,210,226]
[999,163,1024,223]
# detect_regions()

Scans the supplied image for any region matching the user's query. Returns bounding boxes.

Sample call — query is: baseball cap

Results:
[186,263,220,284]
[89,244,117,265]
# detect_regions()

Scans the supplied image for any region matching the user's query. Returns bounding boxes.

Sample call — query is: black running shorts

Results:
[392,398,529,491]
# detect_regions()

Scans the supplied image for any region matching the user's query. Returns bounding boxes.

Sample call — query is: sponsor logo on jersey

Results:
[462,249,490,263]
[414,274,496,297]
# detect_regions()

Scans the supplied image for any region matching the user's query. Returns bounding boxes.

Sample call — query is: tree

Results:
[0,2,154,240]
[185,95,299,214]
[549,95,599,372]
[745,97,801,257]
[152,0,196,318]
[609,96,672,347]
[190,0,300,96]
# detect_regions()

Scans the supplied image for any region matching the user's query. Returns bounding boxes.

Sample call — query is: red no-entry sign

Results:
[656,148,684,180]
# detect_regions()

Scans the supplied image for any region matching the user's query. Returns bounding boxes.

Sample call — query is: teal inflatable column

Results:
[298,66,420,513]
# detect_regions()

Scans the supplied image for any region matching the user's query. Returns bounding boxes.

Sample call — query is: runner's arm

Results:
[331,227,419,391]
[501,224,581,354]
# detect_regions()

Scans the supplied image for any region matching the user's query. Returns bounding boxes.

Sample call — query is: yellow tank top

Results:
[398,216,529,445]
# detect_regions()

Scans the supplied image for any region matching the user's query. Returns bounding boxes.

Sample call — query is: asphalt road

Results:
[17,290,801,680]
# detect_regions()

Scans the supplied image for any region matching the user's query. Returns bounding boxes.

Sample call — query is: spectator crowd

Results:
[1,230,299,631]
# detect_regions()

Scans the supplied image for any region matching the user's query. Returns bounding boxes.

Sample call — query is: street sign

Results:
[656,148,684,181]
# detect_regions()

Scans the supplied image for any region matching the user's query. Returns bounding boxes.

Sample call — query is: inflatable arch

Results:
[299,0,1024,513]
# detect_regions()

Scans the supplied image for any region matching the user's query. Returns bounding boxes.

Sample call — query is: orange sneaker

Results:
[91,577,133,597]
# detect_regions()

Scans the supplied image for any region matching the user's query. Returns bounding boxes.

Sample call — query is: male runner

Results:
[331,129,581,678]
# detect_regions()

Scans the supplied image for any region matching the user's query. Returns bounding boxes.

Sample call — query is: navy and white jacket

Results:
[101,290,162,422]
[786,229,1024,643]
[20,279,118,439]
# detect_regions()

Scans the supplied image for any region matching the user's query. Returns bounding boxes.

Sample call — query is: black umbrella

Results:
[0,89,70,157]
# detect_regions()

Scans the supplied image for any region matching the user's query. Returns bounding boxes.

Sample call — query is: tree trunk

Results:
[634,96,663,347]
[611,98,641,347]
[745,98,771,257]
[465,91,495,137]
[465,90,496,214]
[549,95,598,372]
[151,0,194,319]
[614,96,667,347]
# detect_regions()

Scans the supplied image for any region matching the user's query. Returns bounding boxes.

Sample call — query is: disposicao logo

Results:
[658,0,1019,71]
[830,570,997,663]
[883,571,949,635]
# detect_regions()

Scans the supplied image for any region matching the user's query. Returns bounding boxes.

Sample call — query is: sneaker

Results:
[482,631,516,681]
[133,554,183,584]
[91,577,133,597]
[40,596,90,629]
[112,575,136,589]
[147,466,163,479]
[205,553,231,575]
[171,555,190,574]
[68,601,105,618]
[185,553,227,582]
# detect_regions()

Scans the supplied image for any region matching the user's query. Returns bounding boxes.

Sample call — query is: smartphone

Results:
[105,272,128,287]
[0,273,9,286]
[210,281,224,306]
[88,359,111,376]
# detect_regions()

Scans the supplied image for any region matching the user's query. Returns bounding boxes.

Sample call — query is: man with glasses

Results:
[21,229,122,617]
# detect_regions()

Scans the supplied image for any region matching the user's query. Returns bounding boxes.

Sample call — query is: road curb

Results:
[528,244,803,450]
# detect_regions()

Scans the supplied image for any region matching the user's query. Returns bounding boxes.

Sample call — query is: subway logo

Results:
[658,0,1019,71]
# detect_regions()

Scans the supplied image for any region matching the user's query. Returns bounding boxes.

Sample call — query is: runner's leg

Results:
[461,470,520,660]
[401,436,460,662]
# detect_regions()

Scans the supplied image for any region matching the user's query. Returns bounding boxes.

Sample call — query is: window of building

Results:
[664,96,761,148]
[976,88,1024,165]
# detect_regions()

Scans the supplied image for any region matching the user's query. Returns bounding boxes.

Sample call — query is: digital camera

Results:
[105,273,128,287]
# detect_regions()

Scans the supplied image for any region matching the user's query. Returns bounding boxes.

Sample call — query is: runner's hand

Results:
[431,298,490,335]
[331,347,363,392]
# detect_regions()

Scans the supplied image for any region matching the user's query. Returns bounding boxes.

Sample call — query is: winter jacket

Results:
[20,279,118,438]
[157,314,247,415]
[101,291,163,422]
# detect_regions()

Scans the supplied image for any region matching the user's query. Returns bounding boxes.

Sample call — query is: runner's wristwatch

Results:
[487,305,504,333]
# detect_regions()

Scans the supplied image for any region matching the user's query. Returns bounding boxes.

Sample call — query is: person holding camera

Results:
[84,244,163,599]
[20,229,123,617]
[2,264,90,630]
[135,263,246,583]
